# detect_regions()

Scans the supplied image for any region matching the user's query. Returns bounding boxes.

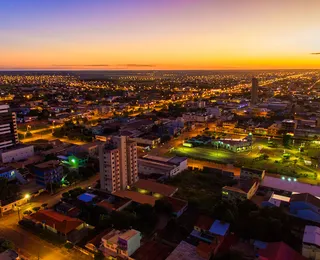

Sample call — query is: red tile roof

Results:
[31,210,83,234]
[258,242,306,260]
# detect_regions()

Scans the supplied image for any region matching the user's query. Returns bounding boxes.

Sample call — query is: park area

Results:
[171,137,320,179]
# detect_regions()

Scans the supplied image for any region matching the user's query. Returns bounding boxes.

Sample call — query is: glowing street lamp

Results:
[24,194,30,199]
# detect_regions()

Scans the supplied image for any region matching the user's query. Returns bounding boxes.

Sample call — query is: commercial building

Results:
[0,144,34,163]
[182,113,210,123]
[211,139,252,153]
[251,77,258,105]
[33,160,63,187]
[99,136,138,193]
[281,119,297,133]
[101,229,141,258]
[0,104,19,149]
[302,225,320,260]
[138,155,188,177]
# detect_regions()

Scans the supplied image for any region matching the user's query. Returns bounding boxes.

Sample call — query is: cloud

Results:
[311,53,320,55]
[52,64,109,67]
[119,64,156,67]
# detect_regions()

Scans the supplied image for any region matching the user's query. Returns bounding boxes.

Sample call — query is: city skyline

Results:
[1,0,320,70]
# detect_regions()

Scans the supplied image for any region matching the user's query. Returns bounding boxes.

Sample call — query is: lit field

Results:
[172,138,320,178]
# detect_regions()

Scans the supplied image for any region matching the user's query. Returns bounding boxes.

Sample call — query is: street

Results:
[0,175,99,259]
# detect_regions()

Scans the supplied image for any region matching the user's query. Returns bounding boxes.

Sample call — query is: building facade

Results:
[0,144,34,163]
[0,105,19,149]
[33,160,63,187]
[99,136,138,193]
[251,77,258,105]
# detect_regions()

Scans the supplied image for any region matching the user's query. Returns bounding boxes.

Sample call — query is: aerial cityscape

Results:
[1,0,320,260]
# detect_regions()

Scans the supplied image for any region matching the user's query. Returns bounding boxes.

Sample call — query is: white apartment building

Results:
[99,136,138,193]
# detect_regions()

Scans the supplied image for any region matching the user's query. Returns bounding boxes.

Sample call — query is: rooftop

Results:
[114,190,157,206]
[194,215,215,231]
[119,229,140,241]
[30,209,83,234]
[209,220,230,236]
[77,193,97,203]
[166,241,206,260]
[133,179,178,197]
[34,160,60,169]
[290,193,320,208]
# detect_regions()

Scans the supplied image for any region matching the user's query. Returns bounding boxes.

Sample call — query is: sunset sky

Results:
[1,0,320,70]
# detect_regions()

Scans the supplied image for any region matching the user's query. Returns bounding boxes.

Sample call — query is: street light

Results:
[24,194,30,199]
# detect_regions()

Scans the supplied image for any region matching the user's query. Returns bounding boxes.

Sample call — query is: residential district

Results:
[0,70,320,260]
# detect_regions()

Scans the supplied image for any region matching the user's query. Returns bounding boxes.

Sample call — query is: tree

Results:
[0,240,14,252]
[94,251,105,260]
[0,177,20,202]
[283,134,292,147]
[161,135,171,143]
[155,199,173,215]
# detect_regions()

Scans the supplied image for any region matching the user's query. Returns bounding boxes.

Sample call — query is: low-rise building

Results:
[182,113,209,123]
[302,225,320,260]
[33,160,63,187]
[101,229,141,258]
[0,144,34,163]
[138,155,187,177]
[27,209,87,243]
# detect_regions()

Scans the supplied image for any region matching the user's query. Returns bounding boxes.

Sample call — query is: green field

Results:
[172,137,320,179]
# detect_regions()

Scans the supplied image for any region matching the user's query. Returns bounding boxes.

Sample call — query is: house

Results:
[166,241,206,260]
[302,225,320,260]
[28,210,87,243]
[290,193,320,224]
[101,229,141,258]
[191,218,230,246]
[222,179,259,201]
[33,160,63,187]
[258,241,306,260]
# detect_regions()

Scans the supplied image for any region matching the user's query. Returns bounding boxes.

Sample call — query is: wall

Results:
[1,145,34,163]
[302,244,320,260]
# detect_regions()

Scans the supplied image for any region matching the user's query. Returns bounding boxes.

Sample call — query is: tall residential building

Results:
[99,136,138,193]
[251,77,259,105]
[0,105,19,149]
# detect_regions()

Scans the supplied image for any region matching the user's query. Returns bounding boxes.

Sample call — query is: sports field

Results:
[172,137,320,179]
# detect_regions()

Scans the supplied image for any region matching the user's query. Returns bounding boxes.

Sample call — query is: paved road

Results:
[0,175,99,259]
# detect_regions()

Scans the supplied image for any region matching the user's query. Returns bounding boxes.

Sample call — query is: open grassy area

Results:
[166,170,236,214]
[172,137,320,178]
